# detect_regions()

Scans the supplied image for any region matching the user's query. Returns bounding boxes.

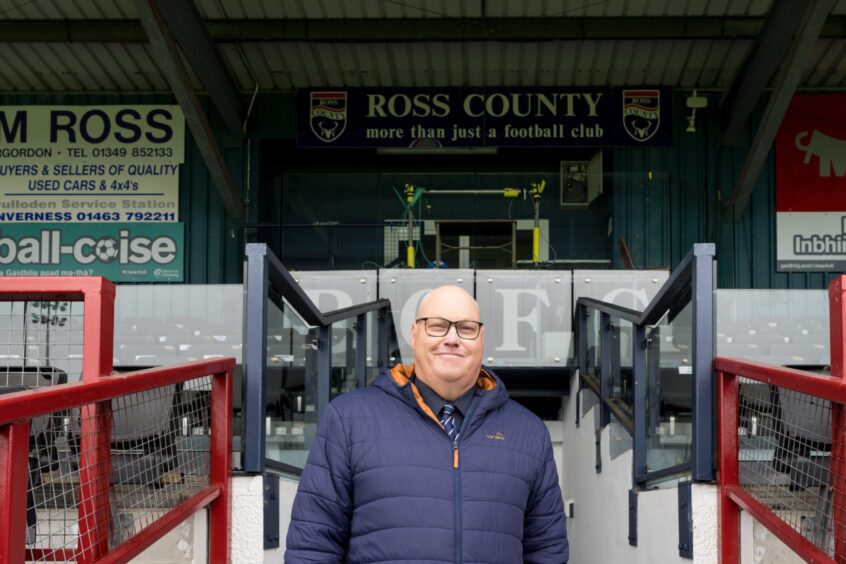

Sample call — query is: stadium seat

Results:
[729,333,787,346]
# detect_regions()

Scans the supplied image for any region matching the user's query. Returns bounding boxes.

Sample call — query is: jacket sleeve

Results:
[285,403,352,563]
[523,427,569,563]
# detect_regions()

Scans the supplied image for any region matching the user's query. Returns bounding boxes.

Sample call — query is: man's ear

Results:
[410,322,418,347]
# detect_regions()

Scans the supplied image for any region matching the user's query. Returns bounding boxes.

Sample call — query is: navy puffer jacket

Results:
[286,364,568,563]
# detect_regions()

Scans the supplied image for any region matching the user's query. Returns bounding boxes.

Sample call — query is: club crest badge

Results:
[622,90,660,142]
[310,91,347,143]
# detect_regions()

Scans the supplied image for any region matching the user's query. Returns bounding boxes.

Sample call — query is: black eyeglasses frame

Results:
[415,316,484,340]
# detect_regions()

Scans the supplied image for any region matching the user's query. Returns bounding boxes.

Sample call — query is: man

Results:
[286,284,568,563]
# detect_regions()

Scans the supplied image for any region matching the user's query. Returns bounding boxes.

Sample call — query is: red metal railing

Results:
[0,277,233,563]
[718,275,846,564]
[0,359,233,563]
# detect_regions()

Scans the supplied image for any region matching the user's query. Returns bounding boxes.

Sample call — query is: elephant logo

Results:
[795,129,846,177]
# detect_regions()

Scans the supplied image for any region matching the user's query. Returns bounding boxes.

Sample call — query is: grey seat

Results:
[164,316,205,331]
[718,343,766,358]
[748,320,788,335]
[160,334,216,353]
[113,333,157,347]
[68,380,180,486]
[769,343,828,364]
[0,386,42,545]
[119,317,167,332]
[730,333,786,346]
[178,343,239,360]
[740,354,812,367]
[116,343,177,365]
[0,366,69,542]
[772,388,831,490]
[790,334,829,346]
[0,366,67,436]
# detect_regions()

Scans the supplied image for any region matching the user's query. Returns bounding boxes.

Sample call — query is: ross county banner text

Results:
[297,87,672,148]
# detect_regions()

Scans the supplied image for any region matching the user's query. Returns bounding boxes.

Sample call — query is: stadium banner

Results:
[296,87,673,148]
[775,94,846,272]
[0,105,184,222]
[0,222,184,282]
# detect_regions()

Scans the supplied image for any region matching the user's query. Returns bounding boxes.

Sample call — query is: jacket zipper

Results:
[453,434,461,564]
[452,399,480,564]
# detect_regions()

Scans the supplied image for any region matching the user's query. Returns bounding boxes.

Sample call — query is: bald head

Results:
[411,284,484,401]
[416,285,480,320]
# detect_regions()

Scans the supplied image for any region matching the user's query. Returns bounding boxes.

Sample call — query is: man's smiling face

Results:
[410,285,484,400]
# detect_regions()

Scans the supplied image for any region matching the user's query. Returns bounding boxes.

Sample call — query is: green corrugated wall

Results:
[613,92,838,289]
[2,92,836,289]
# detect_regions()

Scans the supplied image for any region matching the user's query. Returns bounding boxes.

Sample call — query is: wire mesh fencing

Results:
[0,299,84,383]
[738,381,839,557]
[24,375,213,561]
[0,278,231,562]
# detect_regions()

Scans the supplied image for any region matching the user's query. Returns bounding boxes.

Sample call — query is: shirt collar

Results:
[412,374,478,416]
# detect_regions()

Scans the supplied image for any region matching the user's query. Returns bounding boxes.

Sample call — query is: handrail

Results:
[606,398,634,433]
[575,298,641,323]
[317,299,395,326]
[716,356,846,401]
[636,244,705,324]
[242,243,399,475]
[577,243,713,327]
[247,243,391,327]
[0,358,233,422]
[0,357,234,564]
[717,359,844,562]
[575,242,716,484]
[718,275,846,563]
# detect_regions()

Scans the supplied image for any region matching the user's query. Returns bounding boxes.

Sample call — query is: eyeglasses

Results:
[416,317,483,340]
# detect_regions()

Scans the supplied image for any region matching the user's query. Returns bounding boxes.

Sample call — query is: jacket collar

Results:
[374,363,508,426]
[388,363,498,392]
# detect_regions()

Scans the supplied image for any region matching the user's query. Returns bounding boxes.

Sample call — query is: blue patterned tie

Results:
[439,403,457,441]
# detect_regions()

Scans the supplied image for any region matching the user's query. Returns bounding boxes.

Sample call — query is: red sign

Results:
[775,94,846,212]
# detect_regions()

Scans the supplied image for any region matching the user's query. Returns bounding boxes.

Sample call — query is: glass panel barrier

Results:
[645,301,693,480]
[265,300,314,469]
[586,308,601,385]
[716,289,829,366]
[475,270,572,367]
[610,319,633,407]
[292,270,379,312]
[365,310,381,386]
[572,270,669,312]
[330,319,356,399]
[113,284,244,368]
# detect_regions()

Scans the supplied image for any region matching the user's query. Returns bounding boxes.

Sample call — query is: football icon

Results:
[94,237,119,262]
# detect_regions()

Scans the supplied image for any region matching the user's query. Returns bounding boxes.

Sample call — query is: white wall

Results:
[228,473,300,563]
[133,508,207,563]
[560,373,719,564]
[230,474,265,564]
[265,477,298,564]
[740,512,806,564]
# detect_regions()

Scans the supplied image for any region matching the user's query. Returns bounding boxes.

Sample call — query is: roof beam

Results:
[136,0,245,223]
[726,0,836,223]
[718,0,809,144]
[1,16,845,43]
[155,1,243,135]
